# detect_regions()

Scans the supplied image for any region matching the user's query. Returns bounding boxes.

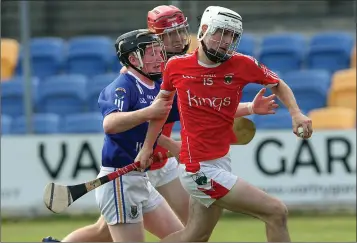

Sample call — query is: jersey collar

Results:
[127,71,155,89]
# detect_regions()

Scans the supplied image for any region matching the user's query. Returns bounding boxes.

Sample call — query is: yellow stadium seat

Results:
[351,45,356,68]
[330,68,356,90]
[188,33,198,53]
[328,73,356,111]
[1,38,20,80]
[308,107,356,129]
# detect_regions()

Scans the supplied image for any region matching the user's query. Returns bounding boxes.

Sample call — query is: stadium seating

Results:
[1,76,39,117]
[351,45,356,68]
[251,108,293,129]
[258,33,305,73]
[11,113,61,134]
[37,74,87,115]
[308,107,355,129]
[237,33,256,56]
[306,32,354,73]
[1,115,12,135]
[241,82,276,103]
[87,73,119,111]
[330,68,356,90]
[1,38,20,80]
[111,54,123,73]
[282,70,331,113]
[62,112,103,133]
[328,71,356,112]
[66,36,114,76]
[3,32,356,134]
[16,37,66,79]
[172,121,182,132]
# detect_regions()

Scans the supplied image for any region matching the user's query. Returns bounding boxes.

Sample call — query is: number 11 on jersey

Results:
[136,142,143,152]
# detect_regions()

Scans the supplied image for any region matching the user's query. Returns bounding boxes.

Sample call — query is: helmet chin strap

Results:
[201,40,230,63]
[128,64,162,81]
[128,50,162,81]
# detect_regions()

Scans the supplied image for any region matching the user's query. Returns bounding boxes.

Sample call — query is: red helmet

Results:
[147,5,190,58]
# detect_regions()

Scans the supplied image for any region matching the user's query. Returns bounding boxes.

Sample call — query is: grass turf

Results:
[1,214,356,242]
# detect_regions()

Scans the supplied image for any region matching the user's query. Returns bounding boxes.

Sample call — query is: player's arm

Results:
[244,56,312,138]
[270,80,300,115]
[234,102,254,117]
[103,107,155,134]
[268,76,312,137]
[245,57,300,116]
[98,83,153,134]
[136,59,177,171]
[142,91,176,150]
[157,134,181,158]
[234,88,278,117]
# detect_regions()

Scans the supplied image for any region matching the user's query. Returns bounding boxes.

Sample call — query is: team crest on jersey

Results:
[129,205,139,219]
[224,74,234,85]
[115,87,126,100]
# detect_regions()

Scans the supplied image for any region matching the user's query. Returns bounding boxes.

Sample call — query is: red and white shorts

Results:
[178,152,238,208]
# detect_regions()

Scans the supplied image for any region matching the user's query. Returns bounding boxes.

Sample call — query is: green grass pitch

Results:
[1,214,355,242]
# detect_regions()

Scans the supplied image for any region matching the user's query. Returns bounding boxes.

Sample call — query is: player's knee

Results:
[266,199,288,227]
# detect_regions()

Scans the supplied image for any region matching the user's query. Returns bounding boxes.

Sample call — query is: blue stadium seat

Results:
[87,73,119,111]
[1,115,12,135]
[252,109,293,129]
[258,33,306,73]
[111,54,123,73]
[282,70,331,113]
[306,32,354,73]
[37,74,87,115]
[62,112,103,133]
[241,83,264,103]
[11,113,61,134]
[236,33,256,56]
[16,37,66,79]
[282,69,331,89]
[1,76,39,117]
[240,77,281,103]
[66,36,113,76]
[172,121,182,132]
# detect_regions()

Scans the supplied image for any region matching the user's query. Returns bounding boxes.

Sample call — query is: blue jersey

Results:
[98,72,179,168]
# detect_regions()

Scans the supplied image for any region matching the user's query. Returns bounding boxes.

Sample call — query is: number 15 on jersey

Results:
[203,77,213,86]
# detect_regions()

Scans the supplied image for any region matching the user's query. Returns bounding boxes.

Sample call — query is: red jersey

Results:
[150,122,174,170]
[161,49,280,172]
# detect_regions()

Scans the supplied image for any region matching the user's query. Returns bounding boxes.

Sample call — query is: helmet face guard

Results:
[197,7,243,63]
[200,20,242,63]
[147,5,191,58]
[115,29,167,81]
[136,41,167,81]
[156,20,190,58]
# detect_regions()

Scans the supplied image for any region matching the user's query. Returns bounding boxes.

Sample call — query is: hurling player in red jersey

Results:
[136,5,313,243]
[146,4,279,228]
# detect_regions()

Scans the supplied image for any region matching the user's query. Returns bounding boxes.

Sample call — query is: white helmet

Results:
[197,6,243,63]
